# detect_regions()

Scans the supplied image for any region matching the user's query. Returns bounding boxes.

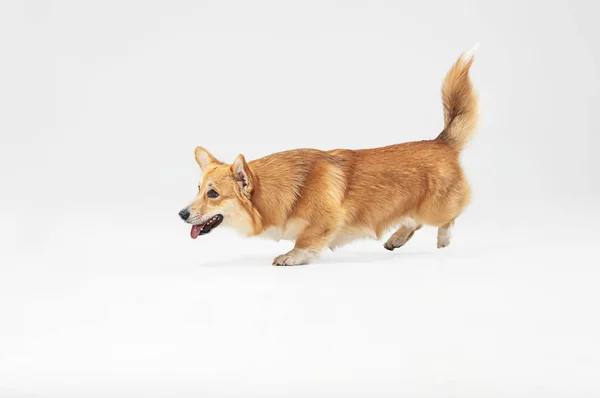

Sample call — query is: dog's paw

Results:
[272,254,300,266]
[437,240,450,249]
[437,226,451,248]
[272,249,317,266]
[383,236,406,251]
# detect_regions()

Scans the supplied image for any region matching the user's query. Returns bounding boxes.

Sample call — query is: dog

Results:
[179,49,478,265]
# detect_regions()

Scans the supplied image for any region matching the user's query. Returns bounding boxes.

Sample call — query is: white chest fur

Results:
[259,218,308,241]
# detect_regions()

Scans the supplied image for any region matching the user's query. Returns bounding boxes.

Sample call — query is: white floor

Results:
[1,209,599,398]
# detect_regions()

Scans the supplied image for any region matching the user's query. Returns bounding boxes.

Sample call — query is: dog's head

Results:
[179,147,256,239]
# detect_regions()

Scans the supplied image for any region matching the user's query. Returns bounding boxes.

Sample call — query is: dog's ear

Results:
[232,154,253,196]
[195,147,221,171]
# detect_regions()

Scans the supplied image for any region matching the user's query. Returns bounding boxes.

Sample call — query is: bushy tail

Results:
[435,46,479,151]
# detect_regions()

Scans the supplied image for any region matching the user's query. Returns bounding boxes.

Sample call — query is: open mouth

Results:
[190,214,223,239]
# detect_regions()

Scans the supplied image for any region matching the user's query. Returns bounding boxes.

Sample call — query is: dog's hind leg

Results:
[383,219,421,251]
[437,219,455,248]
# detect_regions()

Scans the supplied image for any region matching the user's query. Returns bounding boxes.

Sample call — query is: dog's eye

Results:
[207,189,219,198]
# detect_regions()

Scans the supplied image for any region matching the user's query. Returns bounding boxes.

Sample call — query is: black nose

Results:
[179,209,190,221]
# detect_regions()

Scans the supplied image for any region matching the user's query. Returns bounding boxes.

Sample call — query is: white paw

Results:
[437,227,451,249]
[437,237,450,248]
[384,235,407,251]
[272,249,317,266]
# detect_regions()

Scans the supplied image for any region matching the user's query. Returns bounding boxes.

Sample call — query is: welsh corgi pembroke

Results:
[179,50,478,265]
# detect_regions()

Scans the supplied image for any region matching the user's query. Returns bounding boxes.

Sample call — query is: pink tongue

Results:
[190,224,203,239]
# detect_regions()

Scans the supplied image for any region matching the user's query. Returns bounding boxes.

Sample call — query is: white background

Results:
[1,1,599,397]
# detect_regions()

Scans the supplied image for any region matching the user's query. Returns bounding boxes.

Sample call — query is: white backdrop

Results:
[1,1,599,397]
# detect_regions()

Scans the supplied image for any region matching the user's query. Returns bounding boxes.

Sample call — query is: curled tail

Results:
[436,46,479,151]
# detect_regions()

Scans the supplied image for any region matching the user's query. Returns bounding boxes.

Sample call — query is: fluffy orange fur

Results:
[182,51,478,265]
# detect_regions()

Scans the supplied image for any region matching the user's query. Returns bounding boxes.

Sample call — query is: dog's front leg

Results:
[272,224,335,266]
